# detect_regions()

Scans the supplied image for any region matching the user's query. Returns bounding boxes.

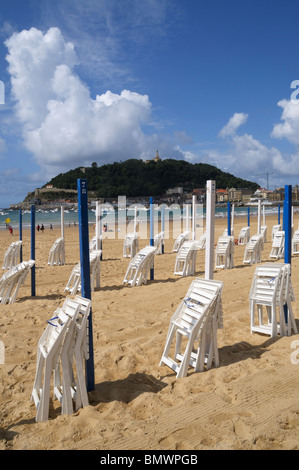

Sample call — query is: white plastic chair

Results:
[154,231,165,255]
[269,231,285,260]
[2,241,22,270]
[0,260,35,304]
[174,241,197,277]
[272,224,281,240]
[249,264,286,337]
[261,225,267,242]
[160,278,223,378]
[65,250,101,294]
[48,237,65,266]
[172,231,189,252]
[197,231,206,250]
[123,233,139,258]
[123,246,156,286]
[292,229,299,255]
[215,236,234,269]
[238,227,250,245]
[243,234,263,265]
[31,295,91,422]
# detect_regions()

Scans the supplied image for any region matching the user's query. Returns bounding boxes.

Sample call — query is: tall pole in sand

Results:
[31,205,35,296]
[192,195,196,241]
[205,180,215,280]
[161,204,165,254]
[150,197,154,280]
[61,206,64,239]
[278,204,281,225]
[284,185,292,266]
[96,201,102,260]
[257,200,262,234]
[247,207,250,227]
[19,209,22,262]
[77,179,94,392]
[227,201,231,236]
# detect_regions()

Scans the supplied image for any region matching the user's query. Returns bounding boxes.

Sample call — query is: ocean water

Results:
[0,204,280,231]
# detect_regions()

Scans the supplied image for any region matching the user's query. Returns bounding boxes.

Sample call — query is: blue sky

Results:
[1,0,299,207]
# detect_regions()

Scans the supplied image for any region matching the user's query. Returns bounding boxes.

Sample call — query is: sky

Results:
[1,0,299,207]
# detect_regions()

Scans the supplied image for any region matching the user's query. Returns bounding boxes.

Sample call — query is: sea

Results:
[0,204,281,231]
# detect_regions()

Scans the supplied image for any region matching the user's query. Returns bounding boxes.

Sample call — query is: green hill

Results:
[44,158,259,198]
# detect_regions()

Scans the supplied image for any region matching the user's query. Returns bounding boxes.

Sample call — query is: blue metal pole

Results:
[31,205,35,296]
[150,197,154,280]
[161,203,165,254]
[227,201,231,236]
[247,207,250,227]
[19,209,23,262]
[284,185,292,265]
[77,178,95,392]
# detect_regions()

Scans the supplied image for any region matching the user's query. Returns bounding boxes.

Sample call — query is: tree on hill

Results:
[44,159,259,198]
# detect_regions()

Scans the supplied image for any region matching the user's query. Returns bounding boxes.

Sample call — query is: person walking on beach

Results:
[37,224,40,232]
[50,223,53,230]
[9,225,13,235]
[41,224,44,233]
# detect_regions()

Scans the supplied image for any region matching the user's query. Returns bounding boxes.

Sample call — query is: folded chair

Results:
[292,229,299,255]
[160,278,223,378]
[272,224,281,240]
[197,231,206,250]
[53,296,91,414]
[269,231,285,260]
[48,237,65,266]
[174,241,197,277]
[0,260,35,304]
[172,231,189,252]
[215,236,234,269]
[238,227,250,245]
[31,296,91,422]
[123,233,139,258]
[249,264,288,337]
[261,225,267,242]
[2,241,22,270]
[123,246,156,286]
[154,231,165,255]
[65,250,101,295]
[243,234,263,265]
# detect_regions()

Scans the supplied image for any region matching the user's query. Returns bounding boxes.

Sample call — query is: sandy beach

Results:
[1,212,299,450]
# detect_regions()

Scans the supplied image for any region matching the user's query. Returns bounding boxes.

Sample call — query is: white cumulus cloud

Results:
[218,112,248,137]
[5,26,182,176]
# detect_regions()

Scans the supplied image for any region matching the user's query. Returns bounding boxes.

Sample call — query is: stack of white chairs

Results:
[272,224,281,240]
[261,225,267,242]
[154,231,165,255]
[31,295,91,422]
[89,235,102,251]
[0,260,35,305]
[160,278,223,378]
[269,231,285,260]
[123,246,156,287]
[292,229,299,255]
[243,234,264,265]
[123,233,139,258]
[249,263,297,338]
[238,227,250,245]
[172,231,189,252]
[222,228,234,237]
[2,241,22,270]
[174,241,198,277]
[48,237,65,266]
[215,236,234,269]
[197,231,206,250]
[65,250,101,295]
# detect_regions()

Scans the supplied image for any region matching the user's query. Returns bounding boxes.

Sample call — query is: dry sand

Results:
[1,213,299,451]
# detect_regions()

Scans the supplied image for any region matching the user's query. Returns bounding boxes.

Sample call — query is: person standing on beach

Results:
[37,224,40,232]
[9,225,13,235]
[50,223,53,230]
[41,224,44,233]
